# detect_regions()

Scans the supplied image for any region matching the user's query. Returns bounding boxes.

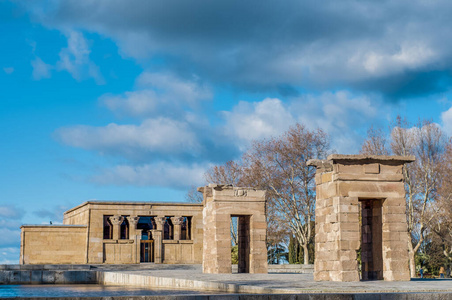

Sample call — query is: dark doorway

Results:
[137,216,155,263]
[360,199,383,280]
[235,215,251,273]
[140,240,154,262]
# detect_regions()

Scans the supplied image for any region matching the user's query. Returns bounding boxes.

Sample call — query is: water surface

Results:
[0,284,218,298]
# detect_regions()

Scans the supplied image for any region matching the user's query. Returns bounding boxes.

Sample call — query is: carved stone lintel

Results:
[171,217,185,226]
[109,215,124,226]
[234,189,247,197]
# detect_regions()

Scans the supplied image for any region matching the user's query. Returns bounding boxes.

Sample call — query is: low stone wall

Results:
[0,264,312,286]
[0,270,97,284]
[2,294,452,300]
[232,264,314,273]
[268,264,314,273]
[98,271,277,294]
[0,264,91,270]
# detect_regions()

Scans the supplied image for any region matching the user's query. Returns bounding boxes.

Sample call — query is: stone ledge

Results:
[20,225,87,228]
[328,154,415,164]
[2,293,452,300]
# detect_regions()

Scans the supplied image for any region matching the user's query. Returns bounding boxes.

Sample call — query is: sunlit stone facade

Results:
[20,185,268,274]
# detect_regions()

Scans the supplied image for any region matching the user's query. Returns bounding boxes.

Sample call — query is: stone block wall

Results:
[20,225,87,264]
[21,201,204,265]
[308,155,414,282]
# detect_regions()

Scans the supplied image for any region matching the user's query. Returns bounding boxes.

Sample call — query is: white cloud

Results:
[360,42,437,77]
[56,87,389,188]
[0,227,20,248]
[294,91,379,131]
[0,205,25,220]
[101,72,212,117]
[56,117,201,161]
[34,205,68,223]
[224,91,388,154]
[3,67,14,74]
[31,57,52,80]
[56,31,105,84]
[23,0,452,96]
[0,247,19,264]
[137,72,212,104]
[102,90,159,116]
[441,105,452,136]
[224,98,295,145]
[292,91,385,153]
[92,162,206,189]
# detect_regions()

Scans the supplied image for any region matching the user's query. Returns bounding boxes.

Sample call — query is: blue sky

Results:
[2,0,452,263]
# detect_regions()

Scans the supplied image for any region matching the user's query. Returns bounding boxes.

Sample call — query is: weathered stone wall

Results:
[200,185,267,274]
[63,204,90,226]
[20,225,87,265]
[87,202,203,265]
[308,155,413,282]
[21,202,204,265]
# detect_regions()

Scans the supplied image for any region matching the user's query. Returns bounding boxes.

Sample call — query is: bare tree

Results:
[361,116,448,277]
[432,143,452,266]
[202,160,243,246]
[240,124,330,264]
[403,120,445,277]
[193,123,329,264]
[204,160,243,186]
[185,185,204,203]
[360,126,389,155]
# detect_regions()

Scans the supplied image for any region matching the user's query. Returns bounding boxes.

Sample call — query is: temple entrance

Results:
[140,240,154,262]
[360,199,383,280]
[232,215,250,273]
[137,216,156,263]
[200,185,267,274]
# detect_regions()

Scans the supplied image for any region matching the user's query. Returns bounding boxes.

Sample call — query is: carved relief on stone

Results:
[127,216,140,228]
[171,217,185,226]
[109,215,124,226]
[234,189,247,197]
[154,216,166,226]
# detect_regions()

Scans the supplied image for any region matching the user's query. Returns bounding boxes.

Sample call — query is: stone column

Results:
[151,229,163,263]
[109,215,124,240]
[155,216,166,231]
[171,217,184,240]
[127,216,140,263]
[153,216,166,263]
[135,229,143,263]
[127,216,140,239]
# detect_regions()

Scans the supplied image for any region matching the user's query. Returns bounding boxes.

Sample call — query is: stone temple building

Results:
[20,154,414,281]
[20,184,268,274]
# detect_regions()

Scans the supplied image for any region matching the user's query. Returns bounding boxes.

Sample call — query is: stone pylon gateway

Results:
[307,154,415,282]
[198,184,268,274]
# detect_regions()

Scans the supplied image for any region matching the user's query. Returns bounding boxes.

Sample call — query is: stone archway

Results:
[198,184,268,274]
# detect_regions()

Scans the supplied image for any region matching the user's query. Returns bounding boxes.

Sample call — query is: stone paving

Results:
[114,264,452,294]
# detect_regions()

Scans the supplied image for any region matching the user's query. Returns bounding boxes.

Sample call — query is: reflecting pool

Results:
[0,284,219,298]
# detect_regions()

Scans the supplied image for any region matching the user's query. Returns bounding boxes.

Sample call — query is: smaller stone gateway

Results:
[199,184,268,274]
[307,154,414,282]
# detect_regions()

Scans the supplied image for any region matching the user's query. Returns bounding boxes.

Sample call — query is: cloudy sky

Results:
[2,0,452,263]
